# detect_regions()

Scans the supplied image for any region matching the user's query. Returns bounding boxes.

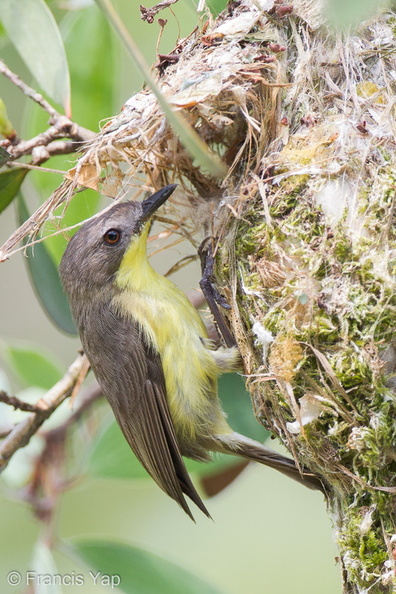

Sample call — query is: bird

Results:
[59,184,324,519]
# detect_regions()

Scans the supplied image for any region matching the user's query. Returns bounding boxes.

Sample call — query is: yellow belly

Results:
[112,276,228,441]
[113,227,230,442]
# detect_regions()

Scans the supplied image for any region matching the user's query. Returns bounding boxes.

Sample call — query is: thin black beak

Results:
[140,184,177,223]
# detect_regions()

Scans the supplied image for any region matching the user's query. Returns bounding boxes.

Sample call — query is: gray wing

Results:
[81,302,210,520]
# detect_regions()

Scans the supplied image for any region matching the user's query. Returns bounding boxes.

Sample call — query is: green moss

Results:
[359,531,388,571]
[216,149,396,591]
[268,176,311,218]
[328,347,372,388]
[340,506,388,585]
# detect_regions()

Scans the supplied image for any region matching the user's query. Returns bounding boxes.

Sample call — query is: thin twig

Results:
[164,254,198,277]
[31,140,85,164]
[7,160,70,175]
[9,133,88,164]
[0,59,96,159]
[0,391,44,413]
[0,59,58,118]
[20,382,102,537]
[0,354,89,472]
[140,0,179,23]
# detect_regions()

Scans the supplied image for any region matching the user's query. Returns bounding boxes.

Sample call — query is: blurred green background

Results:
[0,1,341,592]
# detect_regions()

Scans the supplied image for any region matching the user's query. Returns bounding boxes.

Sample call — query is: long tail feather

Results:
[208,432,327,494]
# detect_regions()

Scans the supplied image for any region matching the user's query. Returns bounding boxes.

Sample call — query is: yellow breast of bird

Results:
[112,227,230,441]
[113,264,226,440]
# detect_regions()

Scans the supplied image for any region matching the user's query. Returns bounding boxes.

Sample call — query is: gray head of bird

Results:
[59,184,177,300]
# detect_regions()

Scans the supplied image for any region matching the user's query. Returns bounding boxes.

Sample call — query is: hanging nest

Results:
[4,0,396,590]
[2,0,302,247]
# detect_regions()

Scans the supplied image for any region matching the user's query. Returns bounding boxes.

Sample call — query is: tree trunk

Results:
[62,1,396,591]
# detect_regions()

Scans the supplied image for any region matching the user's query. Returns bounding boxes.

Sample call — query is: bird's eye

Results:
[103,229,121,245]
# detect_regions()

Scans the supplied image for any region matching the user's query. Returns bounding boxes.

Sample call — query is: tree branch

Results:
[0,354,89,472]
[0,59,96,160]
[0,59,58,118]
[31,140,85,165]
[3,122,90,162]
[0,391,44,413]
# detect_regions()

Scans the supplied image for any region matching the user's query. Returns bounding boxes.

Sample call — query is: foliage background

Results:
[0,1,341,592]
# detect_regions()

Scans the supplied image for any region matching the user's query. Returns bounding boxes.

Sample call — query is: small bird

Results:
[60,185,324,519]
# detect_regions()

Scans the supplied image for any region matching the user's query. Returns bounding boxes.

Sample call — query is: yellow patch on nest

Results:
[268,336,303,383]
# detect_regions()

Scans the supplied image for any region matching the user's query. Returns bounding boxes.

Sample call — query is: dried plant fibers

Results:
[3,0,396,591]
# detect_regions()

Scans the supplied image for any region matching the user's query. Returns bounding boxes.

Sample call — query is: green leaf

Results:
[21,5,112,265]
[89,416,237,481]
[89,419,151,480]
[201,0,228,16]
[4,343,63,390]
[60,5,119,130]
[72,540,225,594]
[0,0,71,112]
[17,194,77,335]
[219,373,270,443]
[0,168,27,213]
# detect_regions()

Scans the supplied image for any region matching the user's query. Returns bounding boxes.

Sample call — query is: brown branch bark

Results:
[0,354,89,472]
[0,391,45,413]
[0,59,95,144]
[140,0,179,23]
[0,59,95,172]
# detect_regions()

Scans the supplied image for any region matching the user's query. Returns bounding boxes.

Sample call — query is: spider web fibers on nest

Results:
[207,5,396,592]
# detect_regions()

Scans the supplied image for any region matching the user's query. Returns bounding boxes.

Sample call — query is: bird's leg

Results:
[198,237,236,348]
